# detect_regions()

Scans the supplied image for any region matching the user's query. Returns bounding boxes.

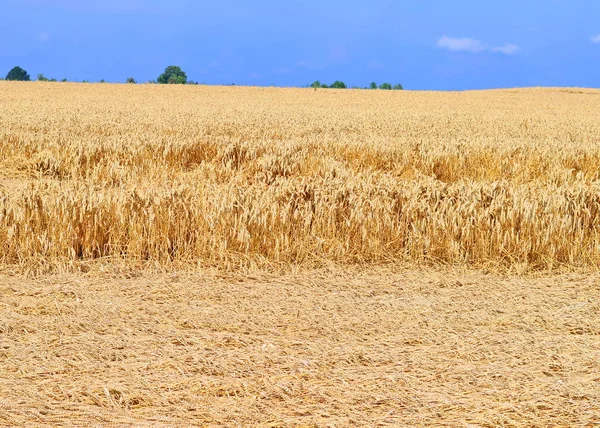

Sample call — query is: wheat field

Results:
[2,82,600,272]
[1,82,600,426]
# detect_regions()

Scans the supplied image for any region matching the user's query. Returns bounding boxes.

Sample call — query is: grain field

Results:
[1,82,599,426]
[2,83,600,272]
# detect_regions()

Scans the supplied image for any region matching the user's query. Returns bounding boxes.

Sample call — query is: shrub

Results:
[330,81,347,89]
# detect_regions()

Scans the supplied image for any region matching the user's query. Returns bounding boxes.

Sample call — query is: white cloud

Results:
[491,43,520,55]
[437,36,485,53]
[38,32,50,42]
[591,34,600,44]
[437,35,519,55]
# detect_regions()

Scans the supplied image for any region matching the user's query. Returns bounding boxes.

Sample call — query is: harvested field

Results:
[0,268,599,426]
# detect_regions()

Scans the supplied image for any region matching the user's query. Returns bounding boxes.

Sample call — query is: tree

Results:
[393,84,404,90]
[330,81,347,89]
[61,78,68,82]
[370,82,377,89]
[6,66,30,81]
[126,77,136,84]
[310,80,321,89]
[100,79,106,83]
[37,73,49,82]
[320,83,329,88]
[379,82,392,90]
[157,66,187,84]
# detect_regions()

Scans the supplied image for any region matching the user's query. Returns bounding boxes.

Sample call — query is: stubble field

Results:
[0,82,599,426]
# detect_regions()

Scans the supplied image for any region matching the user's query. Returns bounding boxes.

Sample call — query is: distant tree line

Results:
[3,65,404,90]
[309,80,348,89]
[3,65,197,85]
[310,80,403,90]
[37,74,58,82]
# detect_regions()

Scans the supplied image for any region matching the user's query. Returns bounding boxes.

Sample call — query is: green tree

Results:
[379,82,392,90]
[370,82,377,89]
[320,83,329,88]
[330,81,347,89]
[37,73,49,82]
[49,78,57,82]
[61,78,68,82]
[6,66,31,81]
[157,66,187,84]
[310,80,321,89]
[100,79,106,83]
[393,84,404,90]
[126,77,136,84]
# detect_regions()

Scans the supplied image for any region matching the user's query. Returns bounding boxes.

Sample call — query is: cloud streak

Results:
[437,35,519,55]
[491,44,520,55]
[437,36,485,53]
[591,34,600,44]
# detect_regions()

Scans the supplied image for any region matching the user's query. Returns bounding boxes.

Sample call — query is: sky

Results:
[1,0,599,90]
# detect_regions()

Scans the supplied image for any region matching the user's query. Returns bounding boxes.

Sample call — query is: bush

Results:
[330,81,347,89]
[309,80,347,89]
[393,84,403,90]
[37,73,49,82]
[126,77,136,84]
[379,83,392,90]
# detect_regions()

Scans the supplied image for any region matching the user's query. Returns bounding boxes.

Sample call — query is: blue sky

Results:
[2,0,599,89]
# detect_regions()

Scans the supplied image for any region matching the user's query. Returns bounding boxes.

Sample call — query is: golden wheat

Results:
[2,82,600,272]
